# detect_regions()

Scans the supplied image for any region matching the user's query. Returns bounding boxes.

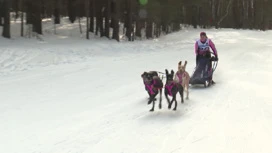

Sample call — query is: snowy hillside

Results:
[1,20,272,153]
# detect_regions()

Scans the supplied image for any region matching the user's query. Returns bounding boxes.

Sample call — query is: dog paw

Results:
[173,108,177,111]
[149,109,154,112]
[159,104,162,109]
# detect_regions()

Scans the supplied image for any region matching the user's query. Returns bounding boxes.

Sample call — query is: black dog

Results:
[141,71,163,111]
[164,69,184,111]
[141,71,159,98]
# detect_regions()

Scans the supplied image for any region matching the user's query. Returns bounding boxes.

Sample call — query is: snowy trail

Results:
[0,29,272,153]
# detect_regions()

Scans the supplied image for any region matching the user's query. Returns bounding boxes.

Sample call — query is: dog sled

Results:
[189,53,218,87]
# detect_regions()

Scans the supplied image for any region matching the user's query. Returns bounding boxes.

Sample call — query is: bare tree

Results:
[217,0,233,28]
[86,0,90,39]
[21,0,24,37]
[89,0,95,32]
[105,0,111,38]
[2,0,10,38]
[112,0,120,41]
[0,1,3,26]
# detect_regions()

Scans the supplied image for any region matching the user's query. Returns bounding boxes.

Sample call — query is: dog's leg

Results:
[148,91,157,101]
[180,87,184,103]
[167,95,174,109]
[167,95,172,109]
[150,93,157,112]
[169,96,175,109]
[148,94,154,105]
[165,89,170,106]
[150,100,155,112]
[186,84,189,100]
[159,89,162,109]
[173,94,178,111]
[178,85,183,104]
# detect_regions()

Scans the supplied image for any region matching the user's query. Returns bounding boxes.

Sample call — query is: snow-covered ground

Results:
[1,19,272,153]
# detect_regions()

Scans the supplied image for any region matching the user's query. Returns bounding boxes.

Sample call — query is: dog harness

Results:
[145,79,161,95]
[176,72,185,84]
[165,82,175,97]
[145,83,155,95]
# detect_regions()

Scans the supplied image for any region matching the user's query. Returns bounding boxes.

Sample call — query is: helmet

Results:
[200,32,206,36]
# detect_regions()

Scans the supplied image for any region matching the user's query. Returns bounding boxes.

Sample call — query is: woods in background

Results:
[0,0,272,41]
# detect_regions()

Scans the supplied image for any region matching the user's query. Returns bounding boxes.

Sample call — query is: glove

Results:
[215,56,219,61]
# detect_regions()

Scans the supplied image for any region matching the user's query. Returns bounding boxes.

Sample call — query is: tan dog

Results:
[174,61,190,99]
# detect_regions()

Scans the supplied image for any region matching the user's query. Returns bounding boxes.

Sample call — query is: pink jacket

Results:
[195,39,218,56]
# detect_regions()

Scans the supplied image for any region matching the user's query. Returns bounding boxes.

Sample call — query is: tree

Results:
[105,0,111,38]
[32,0,42,34]
[21,0,24,37]
[89,0,95,32]
[2,0,10,38]
[54,0,60,24]
[0,0,3,26]
[86,0,90,39]
[68,0,76,23]
[112,0,120,41]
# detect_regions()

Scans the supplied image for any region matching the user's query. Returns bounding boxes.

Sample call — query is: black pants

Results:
[196,53,213,80]
[196,53,211,67]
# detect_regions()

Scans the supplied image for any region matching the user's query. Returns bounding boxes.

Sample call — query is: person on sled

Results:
[195,32,219,84]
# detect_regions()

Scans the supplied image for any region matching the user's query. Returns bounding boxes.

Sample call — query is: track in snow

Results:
[0,29,272,153]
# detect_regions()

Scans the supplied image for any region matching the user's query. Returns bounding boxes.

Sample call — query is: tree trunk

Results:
[26,0,42,34]
[21,0,24,37]
[173,22,180,31]
[26,0,33,24]
[33,0,42,35]
[217,0,233,28]
[112,0,119,41]
[86,0,90,39]
[105,0,111,38]
[99,6,104,37]
[135,19,143,38]
[89,0,95,32]
[232,0,241,28]
[146,20,153,39]
[95,2,103,36]
[0,1,3,26]
[68,0,76,23]
[54,0,60,24]
[95,14,99,35]
[125,0,133,41]
[2,0,10,38]
[14,0,19,20]
[78,17,82,34]
[161,23,167,34]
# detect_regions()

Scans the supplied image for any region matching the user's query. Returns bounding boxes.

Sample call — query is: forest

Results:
[0,0,271,41]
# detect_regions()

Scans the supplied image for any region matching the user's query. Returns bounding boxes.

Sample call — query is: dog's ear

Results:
[178,61,182,66]
[171,70,174,75]
[141,72,147,77]
[165,69,169,75]
[184,61,187,67]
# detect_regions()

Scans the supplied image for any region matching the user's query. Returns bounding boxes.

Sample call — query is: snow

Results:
[1,19,272,153]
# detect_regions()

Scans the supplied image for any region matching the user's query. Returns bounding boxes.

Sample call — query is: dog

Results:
[141,71,163,111]
[174,61,190,99]
[165,69,184,111]
[141,71,159,98]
